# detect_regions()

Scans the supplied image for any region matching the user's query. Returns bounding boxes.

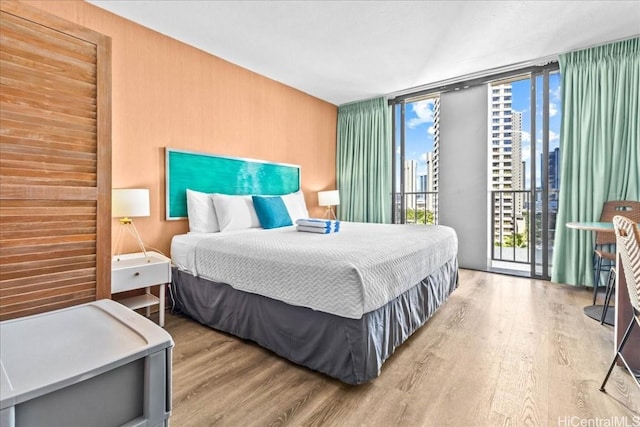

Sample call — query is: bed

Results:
[166,148,459,384]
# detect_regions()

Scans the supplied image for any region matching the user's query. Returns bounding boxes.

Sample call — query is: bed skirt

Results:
[170,257,458,384]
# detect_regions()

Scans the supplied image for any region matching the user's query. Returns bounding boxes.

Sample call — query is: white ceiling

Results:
[88,0,640,105]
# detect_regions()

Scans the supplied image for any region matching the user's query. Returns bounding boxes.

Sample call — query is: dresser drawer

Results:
[112,258,170,293]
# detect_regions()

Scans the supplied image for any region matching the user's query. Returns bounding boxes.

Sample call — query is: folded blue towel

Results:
[297,225,339,234]
[296,218,340,228]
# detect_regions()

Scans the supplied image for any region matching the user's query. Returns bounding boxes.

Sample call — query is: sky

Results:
[396,72,562,191]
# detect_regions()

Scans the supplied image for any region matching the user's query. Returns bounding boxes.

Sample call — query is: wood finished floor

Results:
[162,269,640,426]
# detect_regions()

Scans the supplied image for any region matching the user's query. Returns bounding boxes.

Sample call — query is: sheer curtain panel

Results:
[336,97,391,223]
[552,38,640,286]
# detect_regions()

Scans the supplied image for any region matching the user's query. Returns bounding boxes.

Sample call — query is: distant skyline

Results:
[399,72,561,191]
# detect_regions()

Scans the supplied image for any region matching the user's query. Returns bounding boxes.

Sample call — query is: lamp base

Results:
[114,219,149,261]
[322,206,336,220]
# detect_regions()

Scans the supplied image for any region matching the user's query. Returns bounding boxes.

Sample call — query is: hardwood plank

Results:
[0,11,97,61]
[0,212,95,221]
[0,294,95,320]
[0,116,95,141]
[1,272,96,298]
[0,84,97,117]
[0,241,96,258]
[1,157,96,174]
[0,233,96,249]
[0,224,95,239]
[0,58,96,96]
[0,254,95,280]
[0,130,97,153]
[0,199,96,209]
[0,229,95,244]
[1,263,94,289]
[1,1,107,46]
[0,109,96,135]
[0,246,96,265]
[0,289,95,321]
[0,173,97,187]
[165,269,640,426]
[0,143,96,165]
[0,96,97,128]
[0,49,95,88]
[0,219,95,232]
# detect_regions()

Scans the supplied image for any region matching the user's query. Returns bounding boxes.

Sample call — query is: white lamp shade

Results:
[318,190,340,207]
[112,188,150,218]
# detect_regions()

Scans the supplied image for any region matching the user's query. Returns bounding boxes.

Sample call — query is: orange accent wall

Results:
[24,0,337,256]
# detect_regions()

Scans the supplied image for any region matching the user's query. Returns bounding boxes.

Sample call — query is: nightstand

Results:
[111,251,171,327]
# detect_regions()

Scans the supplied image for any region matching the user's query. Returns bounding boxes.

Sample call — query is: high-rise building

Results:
[549,147,560,190]
[432,98,440,195]
[417,173,427,206]
[417,174,427,193]
[404,159,417,210]
[548,146,561,213]
[424,151,436,212]
[431,98,440,221]
[511,111,523,217]
[490,84,524,241]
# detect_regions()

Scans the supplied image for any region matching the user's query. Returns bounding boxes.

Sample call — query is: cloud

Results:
[419,152,433,162]
[427,126,435,135]
[549,102,558,117]
[520,131,531,143]
[407,99,434,129]
[534,131,559,144]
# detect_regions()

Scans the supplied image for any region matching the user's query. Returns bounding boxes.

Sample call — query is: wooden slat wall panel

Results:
[0,0,111,321]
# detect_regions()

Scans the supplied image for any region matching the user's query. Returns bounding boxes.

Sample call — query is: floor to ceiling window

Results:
[392,96,440,224]
[391,63,560,279]
[489,69,561,279]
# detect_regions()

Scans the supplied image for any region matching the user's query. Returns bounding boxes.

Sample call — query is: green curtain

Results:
[551,38,640,286]
[336,97,391,223]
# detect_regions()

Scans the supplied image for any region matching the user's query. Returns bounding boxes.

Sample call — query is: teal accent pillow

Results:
[252,196,293,229]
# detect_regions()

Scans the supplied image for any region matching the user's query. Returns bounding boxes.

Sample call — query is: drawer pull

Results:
[134,272,140,276]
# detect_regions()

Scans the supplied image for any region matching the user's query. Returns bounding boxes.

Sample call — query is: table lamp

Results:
[112,188,150,261]
[318,190,340,220]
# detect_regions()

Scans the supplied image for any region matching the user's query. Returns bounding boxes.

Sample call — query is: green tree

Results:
[405,209,435,225]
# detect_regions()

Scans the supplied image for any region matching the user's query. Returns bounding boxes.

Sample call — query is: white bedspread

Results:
[171,222,457,319]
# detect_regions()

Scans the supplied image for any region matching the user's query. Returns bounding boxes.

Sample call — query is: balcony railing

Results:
[393,192,438,225]
[491,190,531,264]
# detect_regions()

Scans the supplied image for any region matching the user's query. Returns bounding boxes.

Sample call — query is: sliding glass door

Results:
[390,64,560,278]
[489,69,561,279]
[532,70,562,279]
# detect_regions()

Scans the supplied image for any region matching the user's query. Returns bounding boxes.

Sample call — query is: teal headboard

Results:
[165,148,301,220]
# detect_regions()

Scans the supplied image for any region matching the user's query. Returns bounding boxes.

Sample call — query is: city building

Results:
[424,151,436,213]
[549,146,561,190]
[403,159,417,210]
[491,84,524,242]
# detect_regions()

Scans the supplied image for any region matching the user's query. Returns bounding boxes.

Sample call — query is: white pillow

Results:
[186,189,219,233]
[211,194,261,232]
[281,191,309,222]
